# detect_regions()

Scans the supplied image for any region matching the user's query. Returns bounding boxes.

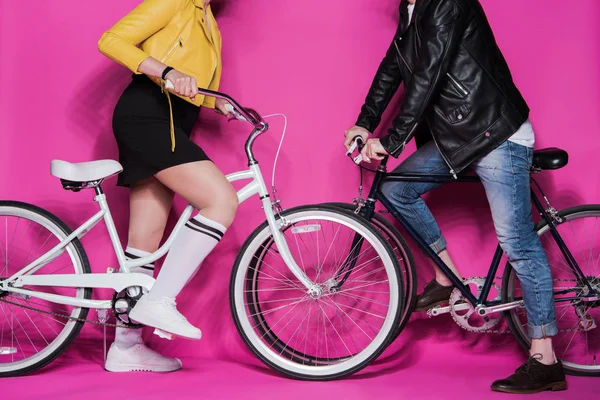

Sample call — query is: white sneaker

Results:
[129,296,202,340]
[104,342,182,372]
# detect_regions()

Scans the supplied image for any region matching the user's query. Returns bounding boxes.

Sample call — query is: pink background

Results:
[1,0,599,398]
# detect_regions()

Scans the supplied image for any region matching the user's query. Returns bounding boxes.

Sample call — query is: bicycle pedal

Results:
[153,328,174,340]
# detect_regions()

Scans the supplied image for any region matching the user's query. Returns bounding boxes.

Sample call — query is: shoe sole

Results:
[415,300,449,312]
[104,361,182,373]
[491,381,568,394]
[128,310,202,340]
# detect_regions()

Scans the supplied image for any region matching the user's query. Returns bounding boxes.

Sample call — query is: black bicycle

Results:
[323,139,600,376]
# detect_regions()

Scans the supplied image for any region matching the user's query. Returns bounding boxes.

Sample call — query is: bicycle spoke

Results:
[13,297,60,336]
[319,296,374,342]
[323,295,381,337]
[10,299,49,347]
[1,303,26,361]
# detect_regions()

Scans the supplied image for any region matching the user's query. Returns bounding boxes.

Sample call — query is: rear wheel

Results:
[0,201,91,377]
[230,205,403,380]
[503,205,600,376]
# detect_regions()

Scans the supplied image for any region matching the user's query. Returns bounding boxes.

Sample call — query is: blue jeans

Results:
[382,140,557,339]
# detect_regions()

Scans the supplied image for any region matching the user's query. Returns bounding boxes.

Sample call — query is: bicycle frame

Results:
[1,89,317,310]
[354,156,597,313]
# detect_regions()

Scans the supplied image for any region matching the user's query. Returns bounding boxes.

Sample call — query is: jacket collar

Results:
[192,1,216,45]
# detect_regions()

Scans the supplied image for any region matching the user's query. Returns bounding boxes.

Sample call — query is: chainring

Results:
[111,287,144,328]
[449,277,503,332]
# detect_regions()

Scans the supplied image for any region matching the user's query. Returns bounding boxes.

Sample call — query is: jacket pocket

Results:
[161,37,183,63]
[446,104,471,124]
[446,73,469,98]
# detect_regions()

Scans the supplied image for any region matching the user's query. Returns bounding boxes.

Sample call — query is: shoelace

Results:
[516,354,546,379]
[161,298,187,322]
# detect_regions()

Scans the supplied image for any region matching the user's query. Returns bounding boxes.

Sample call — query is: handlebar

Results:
[163,81,265,130]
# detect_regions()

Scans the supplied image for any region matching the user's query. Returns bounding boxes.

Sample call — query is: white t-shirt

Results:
[405,2,534,148]
[408,4,415,23]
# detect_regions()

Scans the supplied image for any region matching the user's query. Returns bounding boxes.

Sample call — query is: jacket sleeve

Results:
[355,32,404,133]
[98,0,185,74]
[380,0,467,157]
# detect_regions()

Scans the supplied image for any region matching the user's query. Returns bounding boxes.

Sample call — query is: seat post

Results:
[94,184,104,196]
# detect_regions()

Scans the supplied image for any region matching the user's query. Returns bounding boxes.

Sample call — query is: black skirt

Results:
[112,74,210,187]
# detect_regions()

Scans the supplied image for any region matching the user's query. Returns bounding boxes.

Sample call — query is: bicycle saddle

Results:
[50,160,123,182]
[532,148,568,170]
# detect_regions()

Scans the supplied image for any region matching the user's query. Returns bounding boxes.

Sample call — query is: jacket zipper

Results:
[394,38,413,73]
[446,73,468,97]
[161,38,183,63]
[394,39,457,177]
[429,123,457,178]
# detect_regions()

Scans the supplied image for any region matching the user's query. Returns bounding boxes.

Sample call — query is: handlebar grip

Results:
[162,80,263,128]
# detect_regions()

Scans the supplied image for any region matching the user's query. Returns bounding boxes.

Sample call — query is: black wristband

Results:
[161,66,174,80]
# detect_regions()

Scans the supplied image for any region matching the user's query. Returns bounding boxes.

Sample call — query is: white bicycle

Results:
[0,88,404,379]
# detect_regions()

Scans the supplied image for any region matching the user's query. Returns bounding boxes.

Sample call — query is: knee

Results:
[381,181,415,205]
[210,185,239,228]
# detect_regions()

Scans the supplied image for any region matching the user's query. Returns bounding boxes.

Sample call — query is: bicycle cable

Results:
[262,113,288,196]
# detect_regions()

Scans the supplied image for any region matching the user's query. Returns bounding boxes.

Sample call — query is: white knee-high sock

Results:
[147,214,226,300]
[114,247,155,349]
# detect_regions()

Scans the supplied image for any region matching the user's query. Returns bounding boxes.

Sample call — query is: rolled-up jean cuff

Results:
[428,235,447,254]
[528,320,558,339]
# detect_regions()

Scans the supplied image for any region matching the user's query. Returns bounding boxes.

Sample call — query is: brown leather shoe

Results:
[414,279,454,311]
[491,355,567,394]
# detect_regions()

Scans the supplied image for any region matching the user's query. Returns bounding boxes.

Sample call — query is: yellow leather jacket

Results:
[99,0,222,108]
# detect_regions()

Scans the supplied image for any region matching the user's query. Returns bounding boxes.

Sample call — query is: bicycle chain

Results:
[448,276,583,334]
[0,297,139,329]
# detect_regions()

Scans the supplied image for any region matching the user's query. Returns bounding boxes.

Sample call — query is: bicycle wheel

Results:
[503,205,600,376]
[320,202,417,340]
[0,201,91,377]
[230,205,403,380]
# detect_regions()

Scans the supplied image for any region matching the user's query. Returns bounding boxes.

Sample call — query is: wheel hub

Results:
[580,276,600,307]
[308,285,323,299]
[0,278,8,299]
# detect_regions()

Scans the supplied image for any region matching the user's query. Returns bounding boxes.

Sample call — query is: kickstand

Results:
[97,309,110,365]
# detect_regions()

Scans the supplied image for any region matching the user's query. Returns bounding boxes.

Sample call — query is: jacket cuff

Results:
[379,134,404,158]
[355,115,377,133]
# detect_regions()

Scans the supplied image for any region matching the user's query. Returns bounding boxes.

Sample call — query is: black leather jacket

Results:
[356,0,530,176]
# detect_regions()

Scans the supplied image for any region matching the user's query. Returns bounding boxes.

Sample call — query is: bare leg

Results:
[155,160,238,228]
[430,249,463,286]
[129,161,238,339]
[127,177,174,252]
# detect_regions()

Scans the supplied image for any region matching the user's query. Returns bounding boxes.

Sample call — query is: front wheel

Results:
[503,205,600,376]
[230,205,403,380]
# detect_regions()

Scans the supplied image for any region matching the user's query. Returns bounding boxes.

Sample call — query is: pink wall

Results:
[1,0,599,367]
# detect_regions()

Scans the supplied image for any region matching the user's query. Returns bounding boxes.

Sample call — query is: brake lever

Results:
[346,136,365,165]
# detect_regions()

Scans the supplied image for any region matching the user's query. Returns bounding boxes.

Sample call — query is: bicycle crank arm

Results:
[10,273,155,293]
[428,302,471,316]
[477,300,523,315]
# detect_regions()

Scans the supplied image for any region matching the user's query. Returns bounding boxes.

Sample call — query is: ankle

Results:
[530,351,556,365]
[435,277,453,287]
